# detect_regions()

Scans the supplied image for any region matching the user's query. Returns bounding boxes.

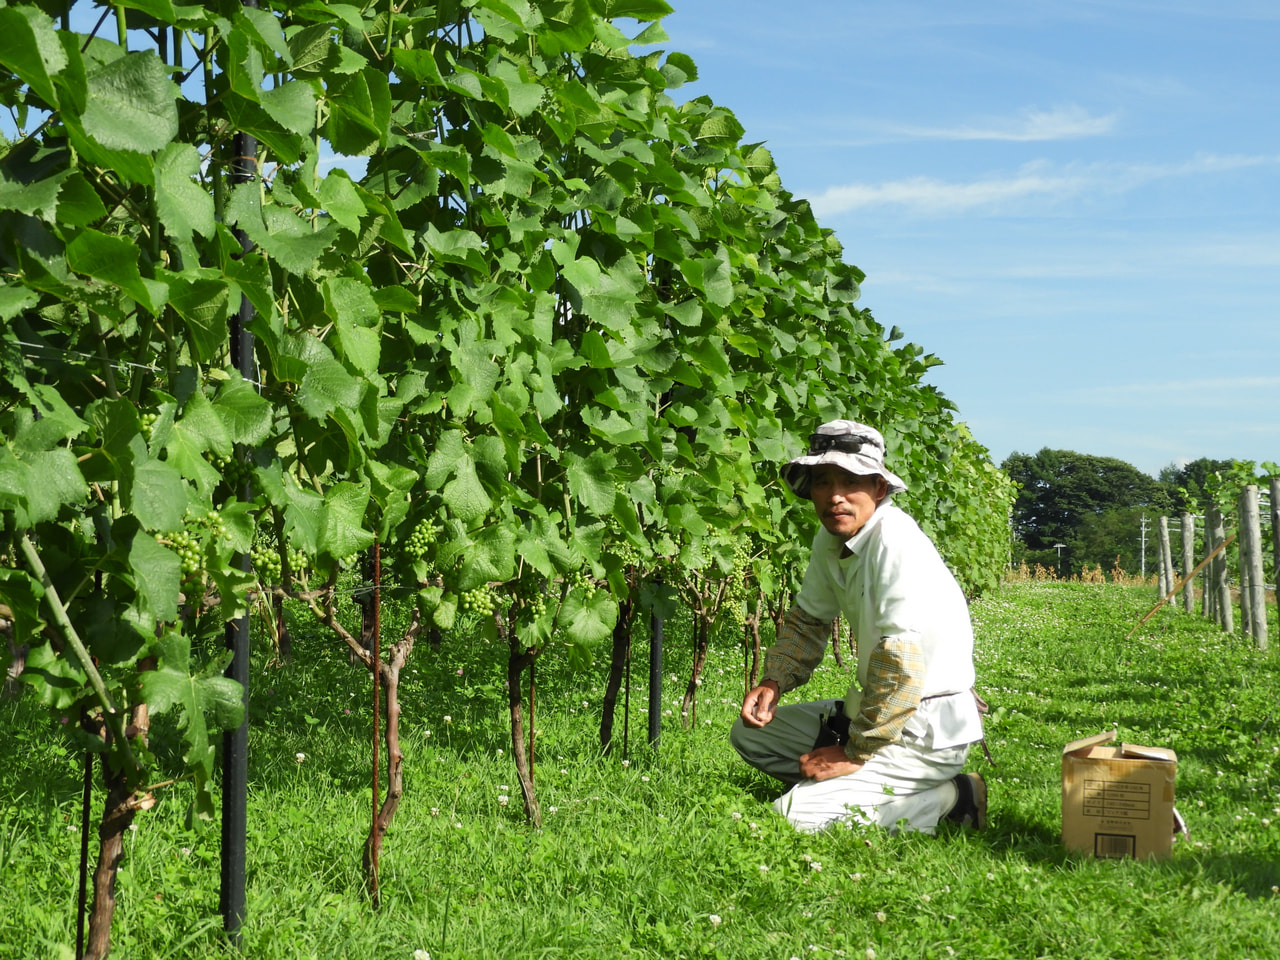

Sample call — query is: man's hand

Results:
[740,681,780,728]
[799,744,863,782]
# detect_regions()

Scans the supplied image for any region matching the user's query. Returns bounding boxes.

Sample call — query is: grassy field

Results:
[4,581,1279,960]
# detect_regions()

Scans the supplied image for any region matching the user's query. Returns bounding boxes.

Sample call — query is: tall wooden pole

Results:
[1240,485,1267,650]
[1209,506,1233,633]
[1180,512,1196,613]
[1203,517,1217,621]
[1158,516,1175,604]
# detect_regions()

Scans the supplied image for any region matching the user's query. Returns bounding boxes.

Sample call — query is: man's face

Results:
[809,464,887,539]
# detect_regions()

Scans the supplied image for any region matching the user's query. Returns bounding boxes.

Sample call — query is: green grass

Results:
[4,582,1280,960]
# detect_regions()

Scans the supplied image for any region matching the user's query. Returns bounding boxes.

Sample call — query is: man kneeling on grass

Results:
[731,420,987,834]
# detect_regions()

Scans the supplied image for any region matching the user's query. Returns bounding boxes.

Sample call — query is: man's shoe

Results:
[946,772,987,830]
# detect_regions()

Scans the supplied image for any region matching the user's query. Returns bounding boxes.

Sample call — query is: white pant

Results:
[730,699,969,834]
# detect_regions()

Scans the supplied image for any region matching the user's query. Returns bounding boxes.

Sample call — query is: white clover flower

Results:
[866,948,877,960]
[454,822,463,828]
[1263,819,1271,827]
[414,951,431,960]
[801,853,813,862]
[295,752,306,763]
[180,847,192,856]
[443,716,452,723]
[810,861,822,872]
[732,811,743,821]
[498,795,510,806]
[921,893,931,902]
[986,872,996,881]
[548,806,559,814]
[708,914,722,927]
[497,748,504,755]
[500,785,510,790]
[430,807,440,817]
[875,911,887,923]
[749,822,759,830]
[560,768,569,775]
[758,864,769,873]
[641,775,650,782]
[621,760,630,768]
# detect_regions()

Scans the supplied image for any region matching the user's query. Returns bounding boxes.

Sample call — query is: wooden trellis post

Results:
[1239,485,1267,650]
[1208,505,1233,633]
[1271,479,1280,618]
[1180,512,1195,613]
[1203,518,1217,620]
[1158,516,1175,603]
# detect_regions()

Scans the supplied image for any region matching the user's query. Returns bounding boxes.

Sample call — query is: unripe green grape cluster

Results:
[405,519,438,560]
[459,585,497,617]
[517,579,548,620]
[169,529,202,578]
[211,454,252,491]
[139,411,158,442]
[251,544,283,585]
[199,509,227,540]
[569,569,598,600]
[722,538,756,627]
[609,538,641,570]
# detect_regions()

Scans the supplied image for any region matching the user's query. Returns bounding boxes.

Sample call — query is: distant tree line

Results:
[1002,449,1239,577]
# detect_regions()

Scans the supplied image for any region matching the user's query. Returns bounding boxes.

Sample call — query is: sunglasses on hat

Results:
[807,432,879,456]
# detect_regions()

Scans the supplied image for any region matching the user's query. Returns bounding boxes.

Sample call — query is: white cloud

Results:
[1072,377,1280,409]
[811,166,1092,216]
[894,105,1118,142]
[811,152,1280,218]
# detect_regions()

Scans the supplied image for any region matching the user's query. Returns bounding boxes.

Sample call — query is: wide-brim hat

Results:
[781,419,908,499]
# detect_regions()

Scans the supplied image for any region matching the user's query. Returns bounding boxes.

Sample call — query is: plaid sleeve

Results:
[762,604,833,696]
[843,634,925,764]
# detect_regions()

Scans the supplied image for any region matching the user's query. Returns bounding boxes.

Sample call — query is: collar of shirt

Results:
[841,502,892,557]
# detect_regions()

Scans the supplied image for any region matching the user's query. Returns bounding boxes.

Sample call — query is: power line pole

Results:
[1139,514,1148,578]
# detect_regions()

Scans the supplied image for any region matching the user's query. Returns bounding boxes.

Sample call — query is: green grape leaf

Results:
[140,631,244,818]
[0,6,66,110]
[81,50,178,154]
[126,456,187,534]
[319,481,376,559]
[212,373,274,446]
[559,587,618,646]
[128,527,181,624]
[566,449,616,516]
[443,458,493,523]
[155,143,216,256]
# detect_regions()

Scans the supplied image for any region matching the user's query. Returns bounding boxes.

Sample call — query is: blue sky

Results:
[652,0,1280,477]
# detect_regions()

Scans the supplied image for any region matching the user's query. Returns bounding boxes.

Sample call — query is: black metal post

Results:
[221,116,257,944]
[648,585,663,753]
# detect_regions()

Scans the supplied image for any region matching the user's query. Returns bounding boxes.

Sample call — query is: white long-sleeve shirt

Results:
[788,503,984,752]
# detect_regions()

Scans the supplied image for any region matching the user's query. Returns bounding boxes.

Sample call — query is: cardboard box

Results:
[1062,730,1177,859]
